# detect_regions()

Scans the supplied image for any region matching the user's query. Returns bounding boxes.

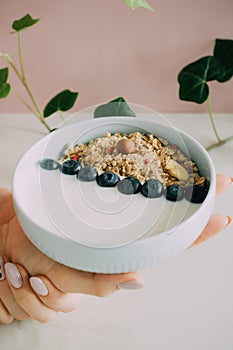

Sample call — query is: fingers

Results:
[0,277,29,321]
[191,214,232,248]
[216,174,232,196]
[0,259,30,322]
[29,275,82,313]
[47,263,145,296]
[93,271,145,295]
[0,299,14,324]
[5,263,57,323]
[1,260,82,324]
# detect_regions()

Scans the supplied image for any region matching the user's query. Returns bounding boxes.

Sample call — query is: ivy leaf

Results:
[214,38,233,82]
[0,68,11,98]
[43,90,79,118]
[122,0,154,12]
[0,67,9,83]
[178,56,226,104]
[0,82,11,98]
[12,14,40,32]
[94,97,136,118]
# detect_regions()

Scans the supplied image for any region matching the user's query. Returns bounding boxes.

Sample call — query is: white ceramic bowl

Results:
[12,117,216,273]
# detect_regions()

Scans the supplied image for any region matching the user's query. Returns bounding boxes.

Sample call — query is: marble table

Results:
[0,113,233,350]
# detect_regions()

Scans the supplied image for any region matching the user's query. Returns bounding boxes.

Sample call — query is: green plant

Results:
[178,39,233,151]
[94,97,136,117]
[0,14,79,132]
[122,0,154,12]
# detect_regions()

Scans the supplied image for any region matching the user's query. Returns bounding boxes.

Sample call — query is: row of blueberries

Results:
[40,158,208,203]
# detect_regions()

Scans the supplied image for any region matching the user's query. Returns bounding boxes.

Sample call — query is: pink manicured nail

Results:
[5,263,23,288]
[117,280,145,290]
[0,256,5,281]
[30,277,48,296]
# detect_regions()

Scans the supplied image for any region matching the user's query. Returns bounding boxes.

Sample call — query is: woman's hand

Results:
[0,174,232,324]
[0,260,82,324]
[0,189,145,324]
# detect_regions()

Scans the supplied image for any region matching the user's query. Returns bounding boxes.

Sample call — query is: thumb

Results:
[190,214,232,248]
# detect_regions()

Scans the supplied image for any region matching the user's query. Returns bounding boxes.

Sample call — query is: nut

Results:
[116,138,136,154]
[165,159,189,181]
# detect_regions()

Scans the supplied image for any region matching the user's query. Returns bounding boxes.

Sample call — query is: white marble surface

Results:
[0,113,233,350]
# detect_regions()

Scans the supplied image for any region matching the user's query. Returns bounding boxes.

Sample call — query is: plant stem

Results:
[17,32,25,80]
[8,59,23,81]
[10,62,41,117]
[207,97,222,143]
[8,60,51,132]
[58,110,65,122]
[206,135,233,151]
[12,89,38,116]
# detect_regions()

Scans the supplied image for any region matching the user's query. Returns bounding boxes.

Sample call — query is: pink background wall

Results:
[1,0,233,114]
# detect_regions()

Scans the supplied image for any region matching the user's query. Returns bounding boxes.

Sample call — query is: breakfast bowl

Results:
[12,115,216,273]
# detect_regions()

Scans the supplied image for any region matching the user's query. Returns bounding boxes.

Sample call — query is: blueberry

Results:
[165,185,184,202]
[61,159,81,175]
[141,179,164,198]
[78,166,98,182]
[117,177,141,195]
[40,158,60,171]
[185,185,208,203]
[96,172,120,187]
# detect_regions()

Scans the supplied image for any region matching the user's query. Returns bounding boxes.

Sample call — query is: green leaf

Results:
[214,38,233,82]
[12,14,40,32]
[178,56,226,104]
[43,90,79,118]
[178,74,209,104]
[0,67,9,83]
[94,97,136,118]
[0,82,11,98]
[0,67,10,98]
[122,0,154,12]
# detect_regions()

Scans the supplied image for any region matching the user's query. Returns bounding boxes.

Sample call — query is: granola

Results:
[59,132,206,188]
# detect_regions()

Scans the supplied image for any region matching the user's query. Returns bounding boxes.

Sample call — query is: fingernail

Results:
[0,256,5,281]
[5,263,23,288]
[117,280,145,290]
[226,216,232,227]
[30,277,48,296]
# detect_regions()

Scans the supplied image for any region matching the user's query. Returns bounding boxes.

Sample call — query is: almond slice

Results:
[165,159,189,181]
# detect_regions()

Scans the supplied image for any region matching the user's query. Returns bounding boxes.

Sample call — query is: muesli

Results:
[60,131,205,188]
[40,132,208,203]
